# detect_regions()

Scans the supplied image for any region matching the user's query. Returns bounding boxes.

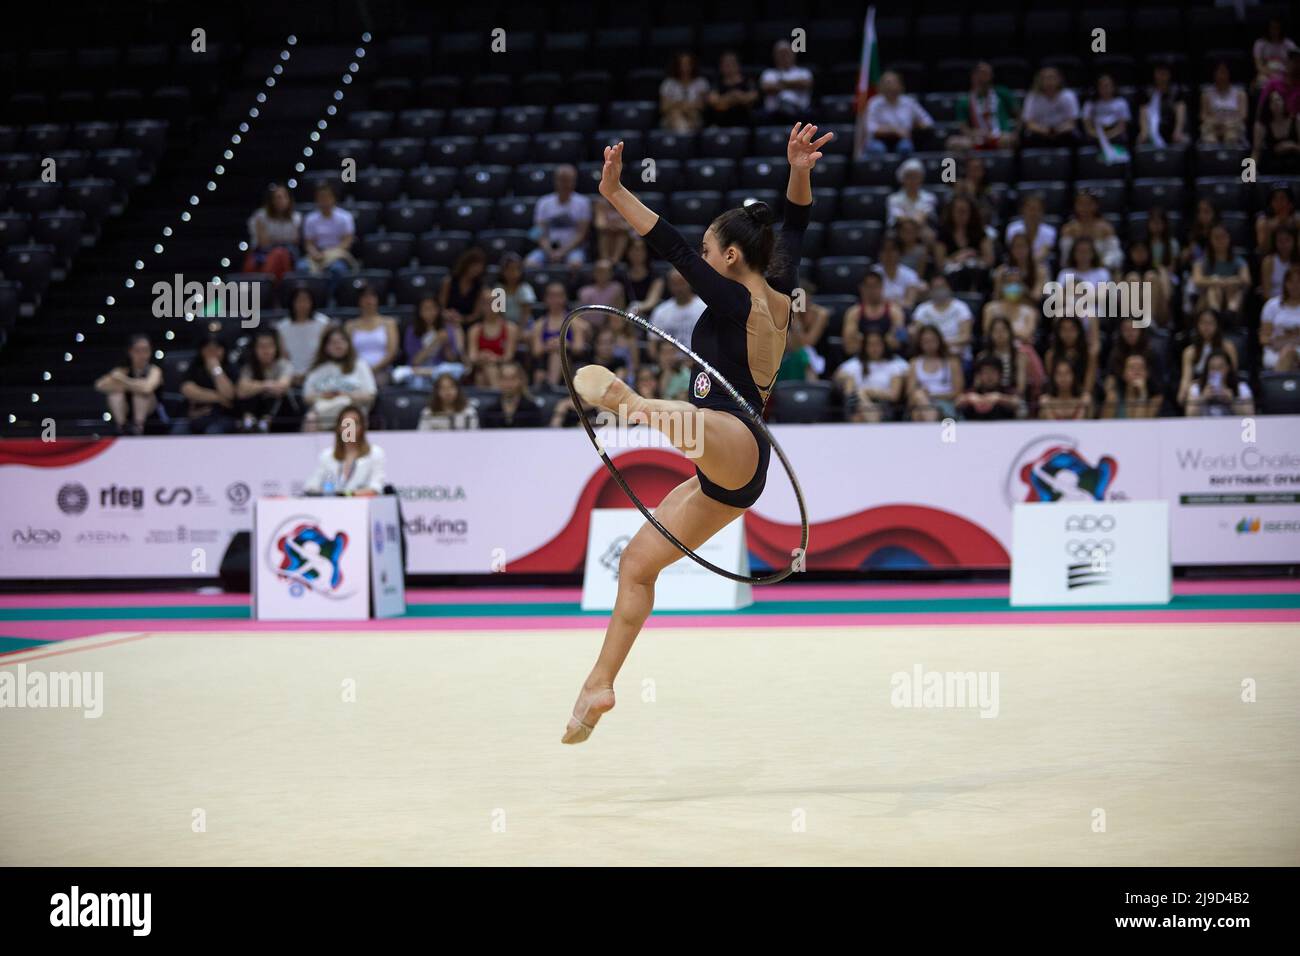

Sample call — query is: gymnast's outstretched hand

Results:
[599,141,625,199]
[787,122,834,171]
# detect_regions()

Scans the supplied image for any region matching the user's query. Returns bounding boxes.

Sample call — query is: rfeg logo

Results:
[1009,438,1119,503]
[267,515,353,599]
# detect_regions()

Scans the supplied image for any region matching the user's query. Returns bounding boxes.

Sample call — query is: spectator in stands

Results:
[957,356,1020,421]
[1261,224,1299,301]
[1200,61,1248,147]
[346,284,400,387]
[1107,317,1165,402]
[1191,223,1249,317]
[707,51,759,126]
[992,231,1044,308]
[236,329,296,432]
[862,71,933,156]
[1039,358,1091,420]
[1252,89,1300,174]
[1019,67,1079,147]
[482,361,543,428]
[525,165,592,268]
[635,365,662,400]
[1137,63,1188,146]
[467,295,519,388]
[659,349,692,401]
[493,252,537,326]
[174,333,236,434]
[843,270,905,356]
[874,234,926,308]
[660,51,710,133]
[835,330,908,423]
[440,247,487,327]
[953,155,996,228]
[578,259,627,310]
[1184,198,1220,270]
[623,237,665,314]
[985,257,1041,347]
[276,286,330,384]
[95,334,163,435]
[1144,206,1181,273]
[1005,194,1057,269]
[1254,18,1298,91]
[1257,49,1300,117]
[302,325,376,432]
[1082,74,1132,160]
[1101,353,1162,419]
[304,404,386,496]
[592,192,634,265]
[1177,308,1238,406]
[1261,264,1300,371]
[934,194,994,293]
[793,302,829,376]
[977,315,1027,401]
[1055,237,1109,353]
[1256,187,1299,254]
[905,324,963,422]
[948,61,1018,152]
[418,373,479,430]
[297,182,356,296]
[760,40,813,119]
[531,281,591,388]
[1060,189,1121,271]
[1186,350,1254,417]
[1120,239,1171,329]
[243,184,301,283]
[401,295,466,387]
[774,322,816,383]
[1044,315,1096,399]
[648,269,706,355]
[886,158,937,231]
[910,276,973,362]
[588,326,636,383]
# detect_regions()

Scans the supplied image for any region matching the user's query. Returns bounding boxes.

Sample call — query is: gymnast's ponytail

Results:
[711,198,785,277]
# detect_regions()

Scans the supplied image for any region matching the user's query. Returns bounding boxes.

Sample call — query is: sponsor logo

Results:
[1236,517,1300,534]
[57,483,89,516]
[1237,517,1261,534]
[1064,514,1116,533]
[75,530,131,546]
[12,527,60,547]
[144,526,219,545]
[1066,536,1113,589]
[266,515,354,599]
[155,487,193,506]
[1014,441,1118,503]
[693,371,712,399]
[395,485,467,502]
[100,485,145,510]
[226,482,252,508]
[403,516,468,541]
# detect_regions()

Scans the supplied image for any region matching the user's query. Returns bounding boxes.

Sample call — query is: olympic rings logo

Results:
[1064,514,1116,533]
[1066,539,1114,559]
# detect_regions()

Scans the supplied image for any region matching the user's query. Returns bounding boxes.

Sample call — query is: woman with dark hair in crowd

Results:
[1255,186,1300,254]
[530,280,590,388]
[874,234,926,308]
[993,231,1044,308]
[842,270,905,356]
[440,247,488,326]
[706,50,759,126]
[236,329,296,432]
[418,373,479,430]
[1177,308,1238,406]
[1038,357,1091,420]
[1137,62,1188,146]
[1106,317,1164,407]
[1252,89,1300,175]
[1192,223,1249,316]
[1261,223,1300,301]
[302,325,376,432]
[622,236,665,314]
[1120,238,1171,328]
[402,295,466,386]
[1261,264,1300,372]
[493,252,537,325]
[1144,206,1181,272]
[934,194,994,293]
[562,125,828,743]
[243,184,301,282]
[834,329,908,423]
[346,283,400,387]
[1102,353,1162,419]
[304,404,386,495]
[174,333,237,434]
[1201,61,1248,147]
[905,324,963,422]
[1186,349,1254,417]
[467,286,519,388]
[95,334,164,435]
[976,315,1027,401]
[1044,315,1096,399]
[660,51,710,133]
[1183,198,1220,271]
[1020,67,1079,147]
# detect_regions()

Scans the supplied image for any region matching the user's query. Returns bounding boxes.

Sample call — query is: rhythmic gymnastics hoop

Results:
[559,303,809,585]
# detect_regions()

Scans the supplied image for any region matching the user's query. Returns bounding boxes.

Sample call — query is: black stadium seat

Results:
[1259,374,1300,414]
[771,381,833,423]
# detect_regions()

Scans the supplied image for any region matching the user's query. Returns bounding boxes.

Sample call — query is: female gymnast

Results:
[563,122,832,743]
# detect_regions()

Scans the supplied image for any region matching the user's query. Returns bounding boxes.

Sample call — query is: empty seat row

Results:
[0,121,167,157]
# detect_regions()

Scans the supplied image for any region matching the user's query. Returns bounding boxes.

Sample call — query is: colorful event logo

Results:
[1236,517,1261,534]
[1016,442,1118,503]
[268,516,351,597]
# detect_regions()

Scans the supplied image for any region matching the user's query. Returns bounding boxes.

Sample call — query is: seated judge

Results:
[304,404,387,495]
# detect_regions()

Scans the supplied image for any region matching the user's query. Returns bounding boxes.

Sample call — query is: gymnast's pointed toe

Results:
[574,364,622,409]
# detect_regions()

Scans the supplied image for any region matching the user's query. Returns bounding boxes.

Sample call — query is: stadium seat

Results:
[1259,374,1300,414]
[771,380,833,423]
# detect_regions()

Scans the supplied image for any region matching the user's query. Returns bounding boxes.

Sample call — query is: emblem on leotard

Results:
[693,371,711,399]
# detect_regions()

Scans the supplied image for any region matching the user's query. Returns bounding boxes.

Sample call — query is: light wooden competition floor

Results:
[1,621,1296,865]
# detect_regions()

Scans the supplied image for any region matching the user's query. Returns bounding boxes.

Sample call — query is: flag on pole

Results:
[853,6,881,159]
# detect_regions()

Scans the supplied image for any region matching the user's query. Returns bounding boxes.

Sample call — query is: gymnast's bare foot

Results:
[561,682,616,744]
[574,364,637,415]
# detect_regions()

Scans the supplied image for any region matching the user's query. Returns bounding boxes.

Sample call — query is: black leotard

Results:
[643,199,811,507]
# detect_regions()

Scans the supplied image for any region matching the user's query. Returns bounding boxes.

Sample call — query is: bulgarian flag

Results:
[853,7,881,159]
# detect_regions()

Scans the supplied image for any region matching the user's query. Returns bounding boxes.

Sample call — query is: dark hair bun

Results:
[742,198,775,226]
